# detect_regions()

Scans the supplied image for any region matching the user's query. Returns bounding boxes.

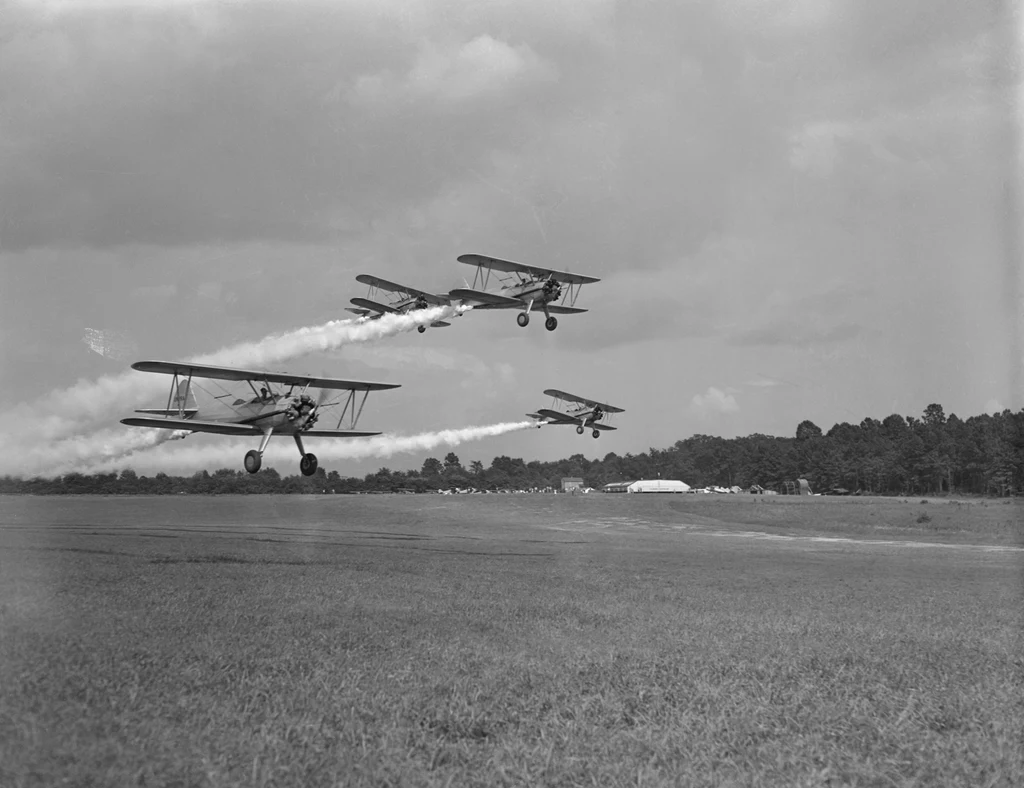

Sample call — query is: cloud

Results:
[690,387,739,416]
[353,35,555,104]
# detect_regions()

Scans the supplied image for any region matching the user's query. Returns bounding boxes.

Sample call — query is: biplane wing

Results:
[457,254,601,285]
[544,389,625,413]
[448,288,523,308]
[350,297,399,315]
[543,305,588,315]
[355,274,450,306]
[130,361,400,391]
[121,416,382,438]
[532,409,578,424]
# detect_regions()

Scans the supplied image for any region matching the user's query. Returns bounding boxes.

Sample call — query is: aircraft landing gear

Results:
[417,325,427,334]
[299,453,319,476]
[576,424,585,435]
[517,312,530,328]
[592,429,600,439]
[294,433,318,477]
[545,316,558,331]
[244,450,262,474]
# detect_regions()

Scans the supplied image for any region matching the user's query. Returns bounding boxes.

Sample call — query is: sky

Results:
[1,0,1021,479]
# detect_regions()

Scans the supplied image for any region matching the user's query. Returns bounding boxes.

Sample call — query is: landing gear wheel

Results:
[244,450,262,474]
[299,453,318,477]
[545,316,558,331]
[576,425,585,435]
[517,312,530,328]
[592,430,600,439]
[417,325,426,334]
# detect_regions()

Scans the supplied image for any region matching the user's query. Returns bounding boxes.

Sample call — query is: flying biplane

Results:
[527,389,624,438]
[120,361,400,476]
[347,274,453,333]
[449,254,600,331]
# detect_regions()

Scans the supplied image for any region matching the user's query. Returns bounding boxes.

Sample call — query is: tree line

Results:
[2,404,1021,496]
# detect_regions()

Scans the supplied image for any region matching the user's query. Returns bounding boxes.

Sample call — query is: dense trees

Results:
[2,405,1021,496]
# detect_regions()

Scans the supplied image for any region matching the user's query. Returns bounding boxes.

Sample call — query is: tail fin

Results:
[173,379,197,412]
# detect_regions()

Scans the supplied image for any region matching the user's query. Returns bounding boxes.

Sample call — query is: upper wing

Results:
[543,389,625,413]
[355,275,450,306]
[130,361,401,391]
[350,297,398,315]
[457,254,601,285]
[448,288,523,308]
[122,417,381,438]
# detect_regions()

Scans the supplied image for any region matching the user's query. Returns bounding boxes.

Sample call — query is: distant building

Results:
[601,481,633,493]
[561,477,585,492]
[627,479,691,494]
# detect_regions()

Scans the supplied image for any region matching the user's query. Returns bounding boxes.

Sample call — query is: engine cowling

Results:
[542,278,561,300]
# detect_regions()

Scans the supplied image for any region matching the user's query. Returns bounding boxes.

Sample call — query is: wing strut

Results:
[164,370,194,418]
[332,389,372,430]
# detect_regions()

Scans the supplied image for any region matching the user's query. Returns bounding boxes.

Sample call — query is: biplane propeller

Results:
[346,274,454,333]
[121,361,399,476]
[449,254,600,331]
[527,389,625,438]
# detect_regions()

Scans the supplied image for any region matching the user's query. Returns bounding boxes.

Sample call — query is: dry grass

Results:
[0,494,1021,786]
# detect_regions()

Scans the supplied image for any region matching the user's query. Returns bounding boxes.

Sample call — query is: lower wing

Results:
[544,305,588,315]
[122,417,381,439]
[448,288,522,308]
[350,297,398,314]
[121,417,258,436]
[532,409,578,424]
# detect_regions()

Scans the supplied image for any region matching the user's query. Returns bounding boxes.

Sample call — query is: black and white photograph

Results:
[1,0,1021,785]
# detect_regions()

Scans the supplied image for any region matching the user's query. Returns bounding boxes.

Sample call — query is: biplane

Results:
[527,389,624,438]
[347,274,454,333]
[449,254,600,331]
[120,361,400,475]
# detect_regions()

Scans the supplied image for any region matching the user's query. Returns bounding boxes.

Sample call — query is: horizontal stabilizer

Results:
[430,321,452,328]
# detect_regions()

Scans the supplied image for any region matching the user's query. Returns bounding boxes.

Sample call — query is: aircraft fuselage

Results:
[188,392,320,434]
[503,278,561,306]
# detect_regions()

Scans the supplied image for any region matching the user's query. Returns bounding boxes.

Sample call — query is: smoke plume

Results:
[68,421,539,477]
[0,305,469,476]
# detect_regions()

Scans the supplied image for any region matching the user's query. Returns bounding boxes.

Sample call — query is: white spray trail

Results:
[0,304,469,475]
[70,421,539,477]
[12,427,192,479]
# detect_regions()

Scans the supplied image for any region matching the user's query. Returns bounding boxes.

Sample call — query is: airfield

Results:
[1,493,1021,786]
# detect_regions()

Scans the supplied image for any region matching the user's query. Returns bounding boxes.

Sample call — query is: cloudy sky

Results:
[1,0,1020,477]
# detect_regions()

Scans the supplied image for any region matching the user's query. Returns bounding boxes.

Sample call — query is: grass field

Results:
[1,494,1021,786]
